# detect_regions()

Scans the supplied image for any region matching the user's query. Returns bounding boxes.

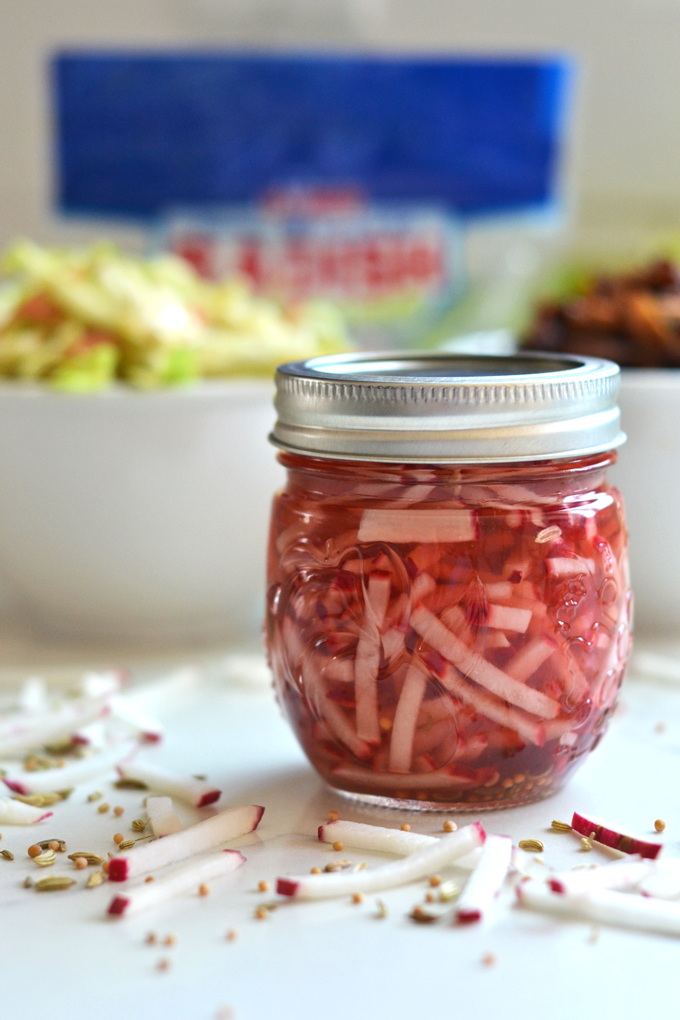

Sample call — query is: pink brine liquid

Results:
[265,452,631,809]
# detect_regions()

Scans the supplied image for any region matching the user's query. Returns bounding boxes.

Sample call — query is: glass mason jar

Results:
[265,353,631,810]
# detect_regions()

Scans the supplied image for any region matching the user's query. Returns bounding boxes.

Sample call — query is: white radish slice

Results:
[318,819,438,855]
[639,860,680,900]
[411,572,436,601]
[323,657,355,683]
[80,670,123,699]
[319,693,372,760]
[108,849,244,917]
[483,581,513,601]
[108,804,264,882]
[109,697,163,743]
[147,796,183,837]
[277,823,485,899]
[455,834,512,924]
[382,628,407,661]
[571,811,663,859]
[331,762,478,790]
[410,604,560,721]
[354,571,391,745]
[389,664,428,773]
[506,636,557,683]
[2,740,138,795]
[0,797,53,824]
[117,760,221,808]
[0,694,113,757]
[545,557,596,578]
[517,880,680,937]
[438,664,545,747]
[548,856,654,895]
[357,509,477,545]
[485,604,532,634]
[453,733,489,762]
[17,677,49,714]
[484,632,511,649]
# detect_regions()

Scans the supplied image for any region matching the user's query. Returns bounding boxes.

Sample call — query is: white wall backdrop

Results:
[1,0,680,250]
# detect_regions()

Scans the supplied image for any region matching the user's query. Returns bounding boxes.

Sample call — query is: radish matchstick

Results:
[0,797,53,824]
[330,762,484,791]
[147,796,183,837]
[639,860,680,900]
[548,855,654,895]
[277,823,485,899]
[3,740,138,796]
[354,571,391,744]
[108,804,264,881]
[117,761,221,808]
[410,605,560,720]
[389,664,428,773]
[455,834,512,924]
[436,664,545,747]
[108,850,244,917]
[357,509,477,545]
[571,812,663,859]
[110,697,164,743]
[505,636,557,683]
[318,819,439,856]
[517,880,680,937]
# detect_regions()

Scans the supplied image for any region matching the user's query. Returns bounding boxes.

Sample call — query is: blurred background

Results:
[1,0,679,663]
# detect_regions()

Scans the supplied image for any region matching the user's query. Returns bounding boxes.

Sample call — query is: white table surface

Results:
[1,648,680,1020]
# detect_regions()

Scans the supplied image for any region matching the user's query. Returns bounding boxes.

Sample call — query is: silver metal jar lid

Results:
[270,351,625,463]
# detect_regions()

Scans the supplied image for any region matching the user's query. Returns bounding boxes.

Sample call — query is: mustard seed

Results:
[226,929,238,941]
[401,824,411,832]
[146,932,157,944]
[429,874,442,888]
[332,841,344,852]
[327,811,339,822]
[27,845,41,858]
[655,819,666,833]
[113,833,124,845]
[74,856,88,870]
[258,879,270,893]
[352,892,364,904]
[47,841,60,852]
[443,820,457,833]
[145,875,154,883]
[199,883,210,896]
[98,803,109,814]
[163,934,176,947]
[310,867,322,874]
[255,906,269,920]
[157,958,171,972]
[113,806,124,817]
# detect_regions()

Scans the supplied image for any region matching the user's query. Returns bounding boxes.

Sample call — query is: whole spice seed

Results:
[199,884,210,896]
[47,840,60,851]
[375,899,388,919]
[145,876,154,883]
[68,853,105,866]
[438,880,460,902]
[327,811,339,822]
[97,803,110,814]
[34,849,57,867]
[258,880,270,893]
[401,824,411,832]
[132,818,149,832]
[23,875,32,888]
[34,875,76,891]
[14,792,63,807]
[226,929,238,941]
[86,870,105,888]
[324,859,352,873]
[37,839,67,853]
[1,849,14,861]
[352,892,364,904]
[255,906,269,920]
[87,791,103,802]
[429,875,442,888]
[74,857,88,870]
[481,953,497,967]
[353,861,367,872]
[332,841,344,852]
[157,958,171,972]
[655,819,666,833]
[114,778,148,790]
[410,905,438,924]
[27,845,41,858]
[443,821,457,833]
[518,839,545,853]
[113,833,125,845]
[113,806,124,817]
[425,892,435,903]
[551,820,573,833]
[535,526,562,544]
[146,932,157,944]
[310,867,321,875]
[163,934,177,946]
[580,836,594,851]
[118,839,136,851]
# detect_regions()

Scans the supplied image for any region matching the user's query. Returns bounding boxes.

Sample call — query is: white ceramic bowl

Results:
[0,381,284,644]
[610,370,680,634]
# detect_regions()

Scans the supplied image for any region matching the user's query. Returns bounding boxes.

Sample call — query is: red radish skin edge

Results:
[277,878,299,896]
[196,790,221,807]
[548,878,567,894]
[108,896,130,916]
[571,812,662,860]
[3,779,27,795]
[108,858,129,882]
[457,908,482,925]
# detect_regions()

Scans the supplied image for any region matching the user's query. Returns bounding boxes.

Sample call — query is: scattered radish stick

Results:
[318,819,438,856]
[0,797,53,824]
[123,666,201,714]
[485,605,532,634]
[517,880,680,937]
[437,664,545,747]
[117,761,221,808]
[17,677,48,714]
[455,834,512,924]
[147,796,183,837]
[331,762,481,791]
[108,850,245,917]
[354,571,391,744]
[2,740,138,796]
[571,812,663,859]
[389,664,429,773]
[108,804,264,882]
[639,860,680,900]
[483,581,513,601]
[410,605,560,720]
[357,509,477,545]
[0,695,113,757]
[506,637,557,683]
[109,698,163,743]
[548,856,654,895]
[277,823,485,899]
[545,557,595,578]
